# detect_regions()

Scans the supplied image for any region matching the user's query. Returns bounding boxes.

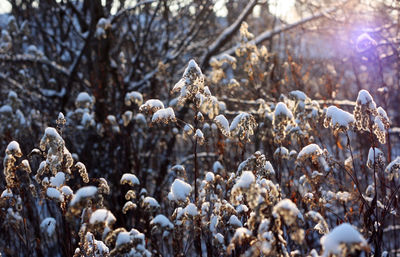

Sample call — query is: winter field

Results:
[1,0,400,256]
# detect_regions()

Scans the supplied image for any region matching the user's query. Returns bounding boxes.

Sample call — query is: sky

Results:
[0,0,296,19]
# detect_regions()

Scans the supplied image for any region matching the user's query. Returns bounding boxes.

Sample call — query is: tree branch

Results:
[200,0,258,69]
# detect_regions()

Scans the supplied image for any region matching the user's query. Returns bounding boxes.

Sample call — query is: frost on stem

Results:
[324,106,354,134]
[320,223,369,257]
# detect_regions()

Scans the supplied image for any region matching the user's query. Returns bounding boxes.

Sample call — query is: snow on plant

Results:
[124,91,143,107]
[168,178,192,202]
[139,99,164,114]
[40,217,56,237]
[120,173,140,186]
[320,223,369,257]
[324,105,354,134]
[297,143,323,163]
[366,147,385,169]
[151,107,176,125]
[229,112,257,142]
[353,89,390,143]
[385,156,400,180]
[273,102,294,143]
[172,59,206,106]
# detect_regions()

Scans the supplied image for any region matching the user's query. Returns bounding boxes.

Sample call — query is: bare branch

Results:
[200,0,258,68]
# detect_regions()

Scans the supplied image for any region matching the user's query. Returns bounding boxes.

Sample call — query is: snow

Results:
[210,215,219,233]
[143,196,160,208]
[0,105,12,113]
[336,191,351,202]
[195,129,204,139]
[40,217,56,236]
[264,161,275,175]
[274,146,289,158]
[297,144,322,160]
[232,227,251,240]
[229,215,242,227]
[76,92,92,103]
[168,178,192,201]
[325,106,354,128]
[274,199,299,215]
[152,107,176,123]
[229,112,253,132]
[125,91,143,106]
[50,172,65,187]
[184,59,202,77]
[205,172,215,182]
[214,114,230,136]
[150,214,174,229]
[44,127,62,139]
[213,161,224,172]
[140,99,164,112]
[1,188,13,198]
[70,186,98,206]
[273,199,300,225]
[120,173,140,186]
[185,203,198,216]
[356,89,376,109]
[215,233,224,244]
[233,171,255,189]
[89,209,116,225]
[8,90,17,99]
[6,141,21,156]
[385,156,400,175]
[320,223,367,257]
[116,232,131,247]
[58,112,65,120]
[236,204,249,213]
[367,147,385,168]
[274,102,293,119]
[47,187,64,202]
[289,90,308,101]
[61,186,73,195]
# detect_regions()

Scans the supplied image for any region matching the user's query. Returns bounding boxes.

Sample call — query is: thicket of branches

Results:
[1,0,400,256]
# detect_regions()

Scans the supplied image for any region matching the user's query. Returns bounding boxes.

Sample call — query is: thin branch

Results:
[200,0,258,68]
[214,7,338,60]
